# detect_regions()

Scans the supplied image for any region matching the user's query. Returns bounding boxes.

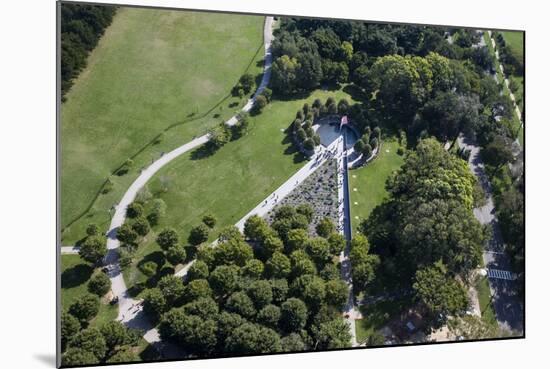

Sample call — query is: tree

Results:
[131,216,150,236]
[306,237,334,267]
[327,233,345,255]
[224,323,282,354]
[218,225,243,242]
[214,237,254,266]
[253,95,268,113]
[68,327,107,360]
[290,250,317,277]
[209,264,240,297]
[100,321,128,354]
[106,348,139,363]
[281,333,306,352]
[482,135,514,171]
[86,223,99,236]
[257,304,281,328]
[166,244,186,265]
[296,203,314,222]
[158,275,185,305]
[126,202,143,218]
[314,319,352,349]
[242,259,264,279]
[316,217,335,238]
[271,55,300,94]
[88,271,111,296]
[280,298,308,332]
[325,279,348,309]
[188,224,210,245]
[266,252,291,278]
[320,262,341,281]
[246,279,273,308]
[302,276,327,307]
[142,288,166,322]
[286,228,309,253]
[413,261,469,321]
[62,347,98,366]
[244,215,269,241]
[61,311,81,348]
[187,260,209,281]
[156,228,179,251]
[183,297,219,320]
[69,293,100,325]
[184,279,213,302]
[354,139,366,153]
[270,278,289,304]
[217,311,245,342]
[261,233,284,258]
[115,224,138,246]
[349,234,380,290]
[159,309,217,355]
[202,213,217,228]
[239,73,256,94]
[303,138,315,151]
[225,291,257,319]
[79,235,107,264]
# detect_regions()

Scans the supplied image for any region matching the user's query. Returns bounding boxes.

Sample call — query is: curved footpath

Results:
[61,17,274,358]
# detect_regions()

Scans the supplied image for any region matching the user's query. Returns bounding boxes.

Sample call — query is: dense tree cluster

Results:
[61,318,141,366]
[61,3,117,99]
[142,205,351,357]
[359,138,485,328]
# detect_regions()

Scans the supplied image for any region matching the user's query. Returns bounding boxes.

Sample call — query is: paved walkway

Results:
[457,135,523,333]
[60,246,79,254]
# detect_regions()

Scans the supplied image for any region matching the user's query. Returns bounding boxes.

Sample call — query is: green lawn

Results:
[355,299,409,344]
[61,255,118,327]
[348,139,404,232]
[61,8,265,243]
[476,276,498,327]
[123,87,358,293]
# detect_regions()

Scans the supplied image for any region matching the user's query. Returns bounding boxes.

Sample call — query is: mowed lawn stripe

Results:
[61,7,264,230]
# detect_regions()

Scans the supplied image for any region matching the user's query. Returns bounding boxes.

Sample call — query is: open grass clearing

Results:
[348,138,404,232]
[475,275,498,327]
[61,8,265,243]
[122,87,358,293]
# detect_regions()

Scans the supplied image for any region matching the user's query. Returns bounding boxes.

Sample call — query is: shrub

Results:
[86,224,99,237]
[397,147,404,156]
[253,95,268,113]
[139,261,158,277]
[88,272,111,296]
[101,178,114,194]
[117,159,133,176]
[296,128,307,141]
[354,139,365,153]
[261,87,272,102]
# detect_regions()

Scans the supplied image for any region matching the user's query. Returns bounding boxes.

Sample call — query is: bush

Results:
[253,95,268,113]
[101,178,114,194]
[362,144,373,159]
[239,73,256,94]
[397,147,404,156]
[86,224,99,237]
[354,139,365,153]
[88,272,111,296]
[202,213,217,228]
[296,128,307,141]
[117,159,134,176]
[261,87,272,102]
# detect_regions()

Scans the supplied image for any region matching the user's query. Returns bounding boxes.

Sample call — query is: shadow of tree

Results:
[190,142,219,161]
[61,263,94,288]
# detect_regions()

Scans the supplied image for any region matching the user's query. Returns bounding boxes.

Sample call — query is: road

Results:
[457,135,523,333]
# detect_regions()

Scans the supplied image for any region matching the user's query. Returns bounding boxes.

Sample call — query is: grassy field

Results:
[123,87,358,293]
[348,139,404,232]
[61,255,118,327]
[476,276,498,327]
[61,8,265,243]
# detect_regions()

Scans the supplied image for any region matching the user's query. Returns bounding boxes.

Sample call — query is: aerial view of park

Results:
[58,2,525,366]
